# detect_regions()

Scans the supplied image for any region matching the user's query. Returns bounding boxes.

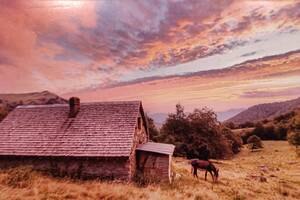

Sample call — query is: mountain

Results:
[148,113,168,129]
[0,91,67,121]
[227,97,300,124]
[217,108,245,122]
[149,113,168,124]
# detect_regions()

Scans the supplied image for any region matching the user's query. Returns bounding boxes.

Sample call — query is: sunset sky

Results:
[0,0,300,113]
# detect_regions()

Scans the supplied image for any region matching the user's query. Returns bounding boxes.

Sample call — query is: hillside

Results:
[227,97,300,125]
[0,91,67,121]
[0,141,299,200]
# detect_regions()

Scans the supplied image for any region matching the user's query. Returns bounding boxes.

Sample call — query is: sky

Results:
[0,0,300,113]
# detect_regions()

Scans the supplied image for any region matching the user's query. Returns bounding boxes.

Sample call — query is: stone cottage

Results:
[0,97,175,181]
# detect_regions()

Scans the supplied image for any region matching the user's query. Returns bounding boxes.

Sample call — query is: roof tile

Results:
[0,101,142,157]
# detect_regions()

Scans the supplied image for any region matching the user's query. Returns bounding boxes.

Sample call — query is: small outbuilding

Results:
[0,98,175,182]
[136,142,175,182]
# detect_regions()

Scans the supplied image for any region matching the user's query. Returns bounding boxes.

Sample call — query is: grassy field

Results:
[0,141,299,200]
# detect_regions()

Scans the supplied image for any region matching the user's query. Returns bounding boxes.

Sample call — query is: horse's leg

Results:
[193,167,196,178]
[194,168,198,178]
[209,170,215,182]
[205,170,207,181]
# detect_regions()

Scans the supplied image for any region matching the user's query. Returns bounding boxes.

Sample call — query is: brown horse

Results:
[191,159,219,182]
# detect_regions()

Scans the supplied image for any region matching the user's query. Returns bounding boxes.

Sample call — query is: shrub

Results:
[287,131,300,148]
[252,123,264,139]
[241,131,253,144]
[239,121,255,128]
[242,123,287,142]
[224,122,236,129]
[222,127,243,154]
[275,125,288,140]
[263,125,277,140]
[274,111,296,123]
[287,116,300,150]
[247,135,263,149]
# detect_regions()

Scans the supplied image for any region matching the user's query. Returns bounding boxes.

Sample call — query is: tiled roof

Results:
[136,142,175,155]
[0,101,144,157]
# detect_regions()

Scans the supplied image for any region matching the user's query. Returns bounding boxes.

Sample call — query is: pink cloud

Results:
[0,0,299,114]
[66,50,300,112]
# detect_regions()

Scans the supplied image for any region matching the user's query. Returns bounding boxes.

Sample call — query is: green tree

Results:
[146,115,160,142]
[288,117,300,148]
[252,122,265,138]
[160,103,190,144]
[159,104,242,159]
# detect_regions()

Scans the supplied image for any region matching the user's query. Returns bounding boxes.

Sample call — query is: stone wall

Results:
[0,156,130,180]
[128,111,148,179]
[136,151,172,182]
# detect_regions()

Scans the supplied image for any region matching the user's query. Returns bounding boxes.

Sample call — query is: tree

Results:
[159,105,242,159]
[288,117,300,148]
[224,122,236,129]
[160,103,190,144]
[275,125,288,140]
[239,121,255,128]
[252,122,264,138]
[288,131,300,148]
[146,115,160,142]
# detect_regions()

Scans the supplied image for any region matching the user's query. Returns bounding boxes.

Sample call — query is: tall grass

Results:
[0,141,299,200]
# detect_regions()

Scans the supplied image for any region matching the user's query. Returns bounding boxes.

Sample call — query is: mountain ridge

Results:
[227,97,300,124]
[0,91,67,121]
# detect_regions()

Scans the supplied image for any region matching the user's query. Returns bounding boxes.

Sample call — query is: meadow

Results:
[0,141,299,200]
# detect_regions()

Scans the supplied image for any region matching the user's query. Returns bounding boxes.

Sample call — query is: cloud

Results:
[241,51,256,57]
[241,87,300,99]
[66,50,300,112]
[0,0,300,105]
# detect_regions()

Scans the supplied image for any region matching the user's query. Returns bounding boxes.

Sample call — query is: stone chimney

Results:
[69,97,80,118]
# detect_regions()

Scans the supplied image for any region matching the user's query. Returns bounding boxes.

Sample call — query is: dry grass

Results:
[0,141,299,200]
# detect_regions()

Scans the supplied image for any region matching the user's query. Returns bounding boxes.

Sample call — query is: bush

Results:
[239,121,255,128]
[222,127,243,154]
[287,115,300,150]
[252,123,264,138]
[241,131,253,144]
[287,131,300,148]
[224,122,236,129]
[247,135,263,149]
[275,125,288,140]
[242,123,288,142]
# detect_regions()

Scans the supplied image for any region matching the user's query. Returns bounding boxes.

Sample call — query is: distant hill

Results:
[148,113,168,128]
[217,108,245,122]
[227,97,300,124]
[0,91,67,121]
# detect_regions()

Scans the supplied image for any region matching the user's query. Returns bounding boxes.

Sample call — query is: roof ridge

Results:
[16,100,142,108]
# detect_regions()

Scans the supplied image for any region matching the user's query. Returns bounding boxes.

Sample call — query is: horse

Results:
[190,159,219,182]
